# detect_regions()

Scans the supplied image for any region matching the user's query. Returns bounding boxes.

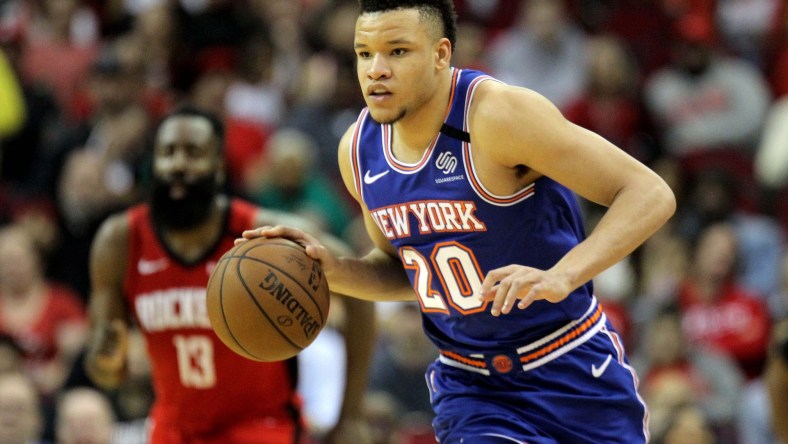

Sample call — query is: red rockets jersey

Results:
[123,199,299,436]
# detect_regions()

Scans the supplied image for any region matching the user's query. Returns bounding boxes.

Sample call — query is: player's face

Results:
[354,9,445,124]
[151,116,222,229]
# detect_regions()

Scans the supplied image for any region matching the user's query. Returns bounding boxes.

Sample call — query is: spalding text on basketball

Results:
[307,262,322,291]
[259,270,320,339]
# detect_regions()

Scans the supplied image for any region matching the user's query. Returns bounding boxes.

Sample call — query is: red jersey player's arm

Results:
[251,209,377,441]
[84,213,131,390]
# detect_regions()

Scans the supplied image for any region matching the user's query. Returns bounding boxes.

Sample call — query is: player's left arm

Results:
[474,82,676,315]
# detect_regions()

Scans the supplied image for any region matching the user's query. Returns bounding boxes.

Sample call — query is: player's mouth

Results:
[367,85,392,103]
[167,181,189,199]
[169,184,187,199]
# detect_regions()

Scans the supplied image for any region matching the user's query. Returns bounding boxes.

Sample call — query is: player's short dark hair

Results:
[156,105,225,151]
[358,0,457,50]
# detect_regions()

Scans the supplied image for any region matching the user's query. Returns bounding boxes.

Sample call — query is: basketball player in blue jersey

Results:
[239,1,676,442]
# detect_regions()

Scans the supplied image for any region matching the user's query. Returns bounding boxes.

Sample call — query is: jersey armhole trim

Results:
[349,108,369,200]
[463,76,536,206]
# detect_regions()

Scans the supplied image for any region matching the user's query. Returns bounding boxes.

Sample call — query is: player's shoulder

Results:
[337,120,360,173]
[472,81,557,119]
[94,210,131,250]
[470,81,565,140]
[227,196,257,216]
[222,196,262,235]
[338,121,359,153]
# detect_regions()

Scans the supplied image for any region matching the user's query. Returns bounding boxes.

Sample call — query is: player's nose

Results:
[169,148,190,172]
[367,54,391,80]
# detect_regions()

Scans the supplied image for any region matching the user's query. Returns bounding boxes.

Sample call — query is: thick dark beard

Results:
[150,175,218,230]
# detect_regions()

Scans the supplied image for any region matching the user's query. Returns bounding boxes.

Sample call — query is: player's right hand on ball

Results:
[237,225,338,271]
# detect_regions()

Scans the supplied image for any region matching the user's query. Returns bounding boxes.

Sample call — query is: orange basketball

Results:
[206,237,330,362]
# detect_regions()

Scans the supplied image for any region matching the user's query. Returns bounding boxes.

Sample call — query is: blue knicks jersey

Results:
[349,68,594,355]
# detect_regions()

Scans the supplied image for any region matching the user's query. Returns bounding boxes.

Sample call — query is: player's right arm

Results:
[241,124,414,302]
[84,213,130,390]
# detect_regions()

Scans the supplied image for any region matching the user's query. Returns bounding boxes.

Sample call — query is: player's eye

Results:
[357,51,370,59]
[391,48,407,56]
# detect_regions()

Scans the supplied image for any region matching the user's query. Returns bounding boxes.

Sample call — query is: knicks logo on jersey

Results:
[370,200,487,240]
[135,287,211,332]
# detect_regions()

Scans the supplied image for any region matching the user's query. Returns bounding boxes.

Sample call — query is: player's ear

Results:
[435,37,451,70]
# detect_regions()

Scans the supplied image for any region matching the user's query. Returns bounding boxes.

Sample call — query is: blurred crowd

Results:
[1,0,788,443]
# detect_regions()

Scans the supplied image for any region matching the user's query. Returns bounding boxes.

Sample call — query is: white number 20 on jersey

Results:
[400,241,487,315]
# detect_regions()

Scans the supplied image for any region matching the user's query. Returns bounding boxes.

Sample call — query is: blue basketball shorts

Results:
[425,315,649,443]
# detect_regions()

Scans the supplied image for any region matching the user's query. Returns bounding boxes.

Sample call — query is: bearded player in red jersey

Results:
[84,106,375,444]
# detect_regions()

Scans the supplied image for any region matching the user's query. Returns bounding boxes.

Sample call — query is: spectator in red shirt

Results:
[19,0,99,122]
[564,35,657,164]
[677,222,771,379]
[0,224,87,398]
[634,307,744,440]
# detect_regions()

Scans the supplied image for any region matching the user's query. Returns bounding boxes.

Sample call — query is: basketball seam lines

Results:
[233,255,306,354]
[220,249,327,323]
[216,250,261,360]
[213,239,327,360]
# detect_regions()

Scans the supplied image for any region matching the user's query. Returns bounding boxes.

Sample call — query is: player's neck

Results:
[392,68,454,158]
[161,196,227,263]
